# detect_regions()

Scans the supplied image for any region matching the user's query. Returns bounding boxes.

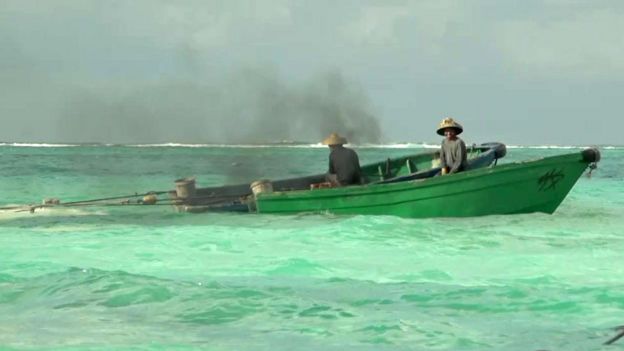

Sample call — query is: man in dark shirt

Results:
[322,132,363,186]
[437,118,468,175]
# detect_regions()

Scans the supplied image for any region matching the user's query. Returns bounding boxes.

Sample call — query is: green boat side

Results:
[171,143,505,213]
[254,148,600,218]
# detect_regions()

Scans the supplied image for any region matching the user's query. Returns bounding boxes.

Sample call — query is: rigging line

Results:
[0,205,29,211]
[84,197,239,207]
[604,326,624,345]
[59,190,171,206]
[54,190,244,207]
[1,191,251,212]
[8,196,246,212]
[11,201,178,212]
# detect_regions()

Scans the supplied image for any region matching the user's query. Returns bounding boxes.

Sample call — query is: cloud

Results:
[342,5,410,45]
[1,0,623,144]
[494,7,624,79]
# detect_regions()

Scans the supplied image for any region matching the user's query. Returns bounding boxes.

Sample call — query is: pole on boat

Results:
[605,325,624,345]
[0,189,174,213]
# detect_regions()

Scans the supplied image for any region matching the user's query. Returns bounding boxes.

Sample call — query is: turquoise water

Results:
[1,145,623,350]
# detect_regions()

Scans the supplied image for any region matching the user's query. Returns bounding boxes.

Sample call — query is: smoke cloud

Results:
[54,67,382,145]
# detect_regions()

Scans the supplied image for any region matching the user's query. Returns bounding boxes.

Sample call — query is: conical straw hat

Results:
[322,132,348,145]
[436,117,463,136]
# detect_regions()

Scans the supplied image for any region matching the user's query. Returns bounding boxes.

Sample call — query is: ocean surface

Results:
[1,143,622,351]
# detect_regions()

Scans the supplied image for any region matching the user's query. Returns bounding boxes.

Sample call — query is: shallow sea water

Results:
[1,144,623,350]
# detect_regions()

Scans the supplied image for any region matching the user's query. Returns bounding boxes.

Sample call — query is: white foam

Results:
[0,206,106,218]
[129,143,216,148]
[507,145,582,149]
[357,143,440,149]
[128,142,327,148]
[0,142,79,148]
[1,142,621,149]
[126,142,441,149]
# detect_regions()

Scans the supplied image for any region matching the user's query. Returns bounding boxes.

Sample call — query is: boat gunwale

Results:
[256,150,591,202]
[190,142,503,197]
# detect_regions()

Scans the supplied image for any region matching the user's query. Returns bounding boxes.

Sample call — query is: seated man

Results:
[322,132,363,186]
[437,117,468,175]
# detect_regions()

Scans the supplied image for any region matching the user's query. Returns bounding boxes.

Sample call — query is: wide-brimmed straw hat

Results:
[436,117,463,136]
[322,132,348,145]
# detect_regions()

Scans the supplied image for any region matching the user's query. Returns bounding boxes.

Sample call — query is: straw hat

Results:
[322,132,347,145]
[436,117,463,136]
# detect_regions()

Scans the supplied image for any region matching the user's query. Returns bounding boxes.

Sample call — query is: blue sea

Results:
[1,143,623,350]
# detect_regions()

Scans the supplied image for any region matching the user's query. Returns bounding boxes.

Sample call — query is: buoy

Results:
[142,194,158,205]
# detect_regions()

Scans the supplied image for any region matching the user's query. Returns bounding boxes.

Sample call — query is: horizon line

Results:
[1,141,621,149]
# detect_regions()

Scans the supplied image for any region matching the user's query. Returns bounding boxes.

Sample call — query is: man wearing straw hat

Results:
[322,132,363,186]
[437,117,468,175]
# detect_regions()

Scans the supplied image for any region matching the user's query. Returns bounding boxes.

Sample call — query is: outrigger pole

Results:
[0,178,237,213]
[0,177,207,213]
[0,190,173,213]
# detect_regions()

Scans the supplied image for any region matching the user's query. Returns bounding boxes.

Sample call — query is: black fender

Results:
[582,147,601,163]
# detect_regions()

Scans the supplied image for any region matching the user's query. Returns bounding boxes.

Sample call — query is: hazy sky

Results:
[1,0,622,145]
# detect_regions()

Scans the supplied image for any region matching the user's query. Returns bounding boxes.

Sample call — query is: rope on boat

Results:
[59,190,170,206]
[0,190,171,213]
[587,162,598,178]
[0,190,245,213]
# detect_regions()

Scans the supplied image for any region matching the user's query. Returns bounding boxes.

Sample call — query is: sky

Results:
[1,0,622,145]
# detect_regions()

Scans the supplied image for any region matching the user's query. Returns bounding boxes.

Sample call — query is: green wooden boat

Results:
[252,147,600,218]
[4,143,599,219]
[2,143,505,214]
[171,143,507,214]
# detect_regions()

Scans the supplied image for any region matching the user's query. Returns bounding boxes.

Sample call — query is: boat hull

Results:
[170,143,506,214]
[254,149,598,218]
